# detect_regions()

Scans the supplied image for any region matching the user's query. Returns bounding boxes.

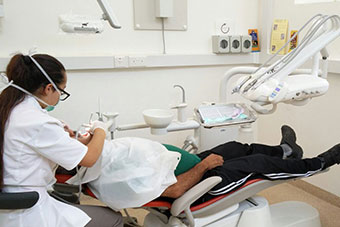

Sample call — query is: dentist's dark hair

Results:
[0,54,65,190]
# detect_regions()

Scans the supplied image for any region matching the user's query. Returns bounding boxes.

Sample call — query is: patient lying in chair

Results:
[63,125,340,211]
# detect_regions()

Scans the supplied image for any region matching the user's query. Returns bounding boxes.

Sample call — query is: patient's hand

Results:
[162,153,224,198]
[201,154,224,170]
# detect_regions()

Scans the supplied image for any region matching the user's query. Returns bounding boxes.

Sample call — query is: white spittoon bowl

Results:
[143,109,174,134]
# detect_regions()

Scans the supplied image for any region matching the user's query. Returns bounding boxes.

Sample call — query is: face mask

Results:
[45,106,55,112]
[45,99,59,112]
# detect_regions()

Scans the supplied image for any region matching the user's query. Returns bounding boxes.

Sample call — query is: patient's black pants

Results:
[195,141,322,203]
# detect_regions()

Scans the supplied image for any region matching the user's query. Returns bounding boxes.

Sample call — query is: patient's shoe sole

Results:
[280,125,303,159]
[280,125,297,145]
[318,144,340,169]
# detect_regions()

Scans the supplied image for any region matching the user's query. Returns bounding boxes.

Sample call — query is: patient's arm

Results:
[161,154,223,199]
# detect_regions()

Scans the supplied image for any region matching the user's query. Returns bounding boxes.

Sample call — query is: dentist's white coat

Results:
[0,96,90,227]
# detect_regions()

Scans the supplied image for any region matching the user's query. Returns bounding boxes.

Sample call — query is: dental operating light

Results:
[59,0,121,33]
[232,14,340,114]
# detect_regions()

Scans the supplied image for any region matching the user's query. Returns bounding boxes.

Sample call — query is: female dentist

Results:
[0,54,123,227]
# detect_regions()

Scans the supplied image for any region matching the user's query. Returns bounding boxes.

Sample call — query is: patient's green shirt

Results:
[163,144,201,176]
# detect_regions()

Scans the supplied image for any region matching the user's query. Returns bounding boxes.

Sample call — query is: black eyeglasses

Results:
[57,86,71,101]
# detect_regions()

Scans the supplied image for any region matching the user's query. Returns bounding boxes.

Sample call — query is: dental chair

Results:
[142,177,321,227]
[54,170,322,227]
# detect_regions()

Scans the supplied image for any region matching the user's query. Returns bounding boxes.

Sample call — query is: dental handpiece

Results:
[242,79,258,93]
[232,75,252,94]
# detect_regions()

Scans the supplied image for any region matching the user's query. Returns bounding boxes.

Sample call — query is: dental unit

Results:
[79,14,339,227]
[225,14,340,114]
[95,16,340,153]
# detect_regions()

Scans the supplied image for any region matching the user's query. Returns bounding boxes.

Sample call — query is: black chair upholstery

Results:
[0,191,39,209]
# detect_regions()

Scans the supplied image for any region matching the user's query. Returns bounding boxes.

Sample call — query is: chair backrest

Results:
[0,191,39,209]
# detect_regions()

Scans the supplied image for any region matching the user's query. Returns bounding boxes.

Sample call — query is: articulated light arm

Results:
[97,0,121,29]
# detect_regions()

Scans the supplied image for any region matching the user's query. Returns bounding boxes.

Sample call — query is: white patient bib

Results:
[85,137,181,211]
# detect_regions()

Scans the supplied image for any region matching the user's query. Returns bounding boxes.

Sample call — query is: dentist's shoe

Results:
[318,144,340,169]
[280,125,303,159]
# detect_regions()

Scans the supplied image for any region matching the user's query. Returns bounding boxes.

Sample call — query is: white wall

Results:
[257,0,340,196]
[0,0,260,145]
[0,0,259,55]
[271,0,340,59]
[51,65,245,145]
[0,0,260,144]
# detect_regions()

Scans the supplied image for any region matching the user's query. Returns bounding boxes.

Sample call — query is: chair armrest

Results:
[53,183,80,194]
[170,176,222,216]
[0,191,39,209]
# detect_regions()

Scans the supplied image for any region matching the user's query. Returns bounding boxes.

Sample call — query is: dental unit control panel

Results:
[237,75,329,106]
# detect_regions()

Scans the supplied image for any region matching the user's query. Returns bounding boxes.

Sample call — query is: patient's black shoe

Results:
[318,144,340,169]
[280,125,303,159]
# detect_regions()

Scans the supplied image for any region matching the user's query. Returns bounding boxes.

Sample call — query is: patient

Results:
[62,124,340,211]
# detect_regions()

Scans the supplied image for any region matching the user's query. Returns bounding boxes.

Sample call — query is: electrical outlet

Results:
[230,36,241,53]
[114,56,129,68]
[241,35,252,53]
[212,35,230,53]
[129,56,146,67]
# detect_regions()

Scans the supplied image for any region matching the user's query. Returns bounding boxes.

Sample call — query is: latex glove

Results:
[90,120,108,136]
[89,120,115,136]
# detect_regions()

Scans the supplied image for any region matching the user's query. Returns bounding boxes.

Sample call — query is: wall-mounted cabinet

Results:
[133,0,187,31]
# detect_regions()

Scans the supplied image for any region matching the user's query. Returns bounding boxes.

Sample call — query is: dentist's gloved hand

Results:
[90,120,108,136]
[89,120,115,136]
